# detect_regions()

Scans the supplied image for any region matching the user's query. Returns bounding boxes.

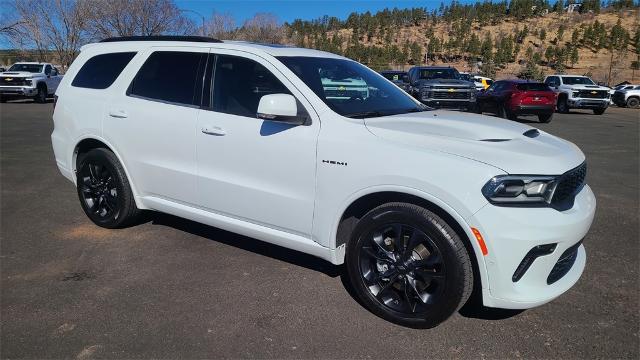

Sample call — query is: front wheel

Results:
[76,148,140,228]
[345,203,473,328]
[626,97,639,108]
[557,97,569,113]
[34,85,47,103]
[593,108,606,115]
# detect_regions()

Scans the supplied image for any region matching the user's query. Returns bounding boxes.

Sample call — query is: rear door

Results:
[195,50,320,236]
[104,47,208,205]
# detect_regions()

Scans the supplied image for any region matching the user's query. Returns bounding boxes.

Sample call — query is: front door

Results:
[196,50,319,237]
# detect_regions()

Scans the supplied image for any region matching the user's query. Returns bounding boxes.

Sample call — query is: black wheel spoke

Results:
[376,273,399,300]
[403,277,417,313]
[403,230,423,260]
[362,246,393,263]
[413,253,441,269]
[372,232,396,261]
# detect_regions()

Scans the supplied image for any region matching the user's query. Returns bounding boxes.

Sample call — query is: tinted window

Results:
[417,68,459,80]
[516,83,550,91]
[44,65,51,75]
[212,55,291,117]
[561,76,595,85]
[129,51,205,106]
[278,56,426,118]
[72,52,136,89]
[545,76,559,86]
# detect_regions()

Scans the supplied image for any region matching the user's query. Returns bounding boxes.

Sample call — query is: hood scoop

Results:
[523,129,540,138]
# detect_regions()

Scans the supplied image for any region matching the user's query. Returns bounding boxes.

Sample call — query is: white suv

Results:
[52,36,596,328]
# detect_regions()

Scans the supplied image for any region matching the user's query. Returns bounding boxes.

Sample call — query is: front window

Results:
[561,77,595,85]
[418,68,459,80]
[8,64,43,73]
[277,56,425,118]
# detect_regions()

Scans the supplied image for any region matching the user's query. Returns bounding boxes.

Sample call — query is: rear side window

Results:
[128,51,206,106]
[72,52,136,89]
[516,83,550,91]
[211,55,291,117]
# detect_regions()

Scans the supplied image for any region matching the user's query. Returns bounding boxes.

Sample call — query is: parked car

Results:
[52,36,595,328]
[473,75,493,90]
[477,80,556,123]
[611,85,640,108]
[543,74,610,114]
[407,66,477,111]
[0,62,62,103]
[379,70,410,92]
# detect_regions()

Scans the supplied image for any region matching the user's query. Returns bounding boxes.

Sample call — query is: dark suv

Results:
[379,70,410,92]
[406,66,477,111]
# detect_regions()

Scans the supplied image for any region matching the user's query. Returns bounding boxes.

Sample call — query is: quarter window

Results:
[211,55,291,117]
[72,52,136,89]
[129,51,206,106]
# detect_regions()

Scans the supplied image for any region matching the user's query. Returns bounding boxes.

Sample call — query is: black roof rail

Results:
[100,36,222,43]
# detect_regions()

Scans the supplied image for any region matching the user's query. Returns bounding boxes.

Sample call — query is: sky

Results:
[176,0,459,26]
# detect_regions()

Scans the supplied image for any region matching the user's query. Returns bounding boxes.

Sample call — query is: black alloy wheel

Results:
[358,223,447,315]
[538,113,553,123]
[76,148,140,228]
[346,203,473,328]
[35,85,47,103]
[557,97,569,113]
[593,107,606,115]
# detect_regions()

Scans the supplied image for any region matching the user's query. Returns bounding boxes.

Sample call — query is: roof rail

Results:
[99,36,223,43]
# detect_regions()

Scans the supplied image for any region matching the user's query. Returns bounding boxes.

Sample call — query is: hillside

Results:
[290,6,639,85]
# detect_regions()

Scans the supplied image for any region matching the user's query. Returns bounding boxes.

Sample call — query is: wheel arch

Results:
[333,189,488,292]
[72,136,146,209]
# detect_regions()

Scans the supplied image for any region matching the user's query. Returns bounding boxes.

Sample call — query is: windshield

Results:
[277,56,426,118]
[459,73,472,81]
[562,76,595,85]
[7,64,43,73]
[381,72,405,81]
[418,68,459,80]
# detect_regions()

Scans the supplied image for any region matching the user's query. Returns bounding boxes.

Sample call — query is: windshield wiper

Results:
[344,111,384,119]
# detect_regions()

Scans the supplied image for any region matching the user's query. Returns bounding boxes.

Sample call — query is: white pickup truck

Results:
[0,62,62,103]
[543,74,610,115]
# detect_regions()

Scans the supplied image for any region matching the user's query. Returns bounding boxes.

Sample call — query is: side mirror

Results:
[257,94,304,125]
[401,75,409,83]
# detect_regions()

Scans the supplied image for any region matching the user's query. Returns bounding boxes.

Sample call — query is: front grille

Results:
[551,162,587,208]
[577,90,607,99]
[431,91,470,100]
[0,77,30,86]
[547,241,582,284]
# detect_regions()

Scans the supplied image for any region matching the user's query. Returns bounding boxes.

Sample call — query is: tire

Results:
[498,104,516,120]
[538,113,553,123]
[557,96,569,113]
[345,202,473,328]
[34,84,47,103]
[593,108,606,115]
[76,148,140,228]
[626,97,640,109]
[474,103,483,114]
[0,96,6,103]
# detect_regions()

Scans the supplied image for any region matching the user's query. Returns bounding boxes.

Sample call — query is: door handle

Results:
[201,126,226,136]
[109,109,128,118]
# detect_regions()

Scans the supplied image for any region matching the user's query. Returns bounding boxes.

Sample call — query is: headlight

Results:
[470,87,477,99]
[481,175,558,205]
[572,91,580,98]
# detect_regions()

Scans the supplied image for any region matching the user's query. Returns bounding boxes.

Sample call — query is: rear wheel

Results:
[538,113,553,123]
[34,85,47,103]
[593,108,606,115]
[345,202,473,328]
[626,97,639,108]
[76,148,140,228]
[557,96,569,113]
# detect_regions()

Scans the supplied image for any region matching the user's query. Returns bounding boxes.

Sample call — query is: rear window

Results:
[72,52,136,89]
[516,83,550,91]
[128,51,206,106]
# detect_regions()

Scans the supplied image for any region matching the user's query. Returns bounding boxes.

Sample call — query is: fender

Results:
[327,184,490,290]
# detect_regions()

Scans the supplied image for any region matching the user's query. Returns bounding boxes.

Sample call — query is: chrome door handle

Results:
[109,110,128,118]
[201,126,226,136]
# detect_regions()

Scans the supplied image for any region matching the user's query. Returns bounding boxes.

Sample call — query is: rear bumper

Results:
[471,185,596,309]
[568,98,608,109]
[511,104,555,115]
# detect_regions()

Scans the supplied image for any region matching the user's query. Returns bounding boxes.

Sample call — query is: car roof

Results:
[380,70,406,73]
[81,39,346,60]
[498,79,545,84]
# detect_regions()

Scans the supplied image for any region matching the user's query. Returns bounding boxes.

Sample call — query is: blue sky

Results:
[176,0,456,25]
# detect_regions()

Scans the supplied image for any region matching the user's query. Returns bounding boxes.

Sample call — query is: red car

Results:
[476,80,557,123]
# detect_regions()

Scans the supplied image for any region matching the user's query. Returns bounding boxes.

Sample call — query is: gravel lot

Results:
[1,101,638,359]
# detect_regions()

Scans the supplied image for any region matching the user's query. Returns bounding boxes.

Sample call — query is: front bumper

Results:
[568,98,608,109]
[472,185,596,309]
[0,86,37,97]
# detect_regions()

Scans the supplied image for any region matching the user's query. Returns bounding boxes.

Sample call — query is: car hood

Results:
[0,72,37,77]
[364,110,585,175]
